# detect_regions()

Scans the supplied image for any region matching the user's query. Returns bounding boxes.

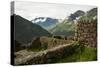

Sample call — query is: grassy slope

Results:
[57,44,97,63]
[27,39,97,63]
[79,8,97,21]
[49,20,75,36]
[87,8,97,19]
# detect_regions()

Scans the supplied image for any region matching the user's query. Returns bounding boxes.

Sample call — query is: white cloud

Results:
[15,1,96,20]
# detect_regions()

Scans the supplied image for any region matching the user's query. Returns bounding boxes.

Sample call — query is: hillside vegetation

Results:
[49,20,75,36]
[57,42,97,63]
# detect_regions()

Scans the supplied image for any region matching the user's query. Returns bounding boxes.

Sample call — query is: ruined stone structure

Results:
[29,36,73,50]
[15,43,75,65]
[76,19,97,47]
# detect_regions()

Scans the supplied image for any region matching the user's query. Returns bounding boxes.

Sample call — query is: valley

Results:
[12,8,97,65]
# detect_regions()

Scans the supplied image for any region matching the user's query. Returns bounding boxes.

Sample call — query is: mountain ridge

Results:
[31,17,59,30]
[12,14,51,44]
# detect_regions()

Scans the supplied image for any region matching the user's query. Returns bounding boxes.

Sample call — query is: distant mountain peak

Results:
[31,17,58,23]
[68,10,85,21]
[31,17,59,30]
[32,17,47,23]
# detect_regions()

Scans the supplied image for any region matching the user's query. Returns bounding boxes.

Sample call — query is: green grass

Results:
[46,41,97,63]
[26,41,97,63]
[49,21,75,36]
[57,44,97,63]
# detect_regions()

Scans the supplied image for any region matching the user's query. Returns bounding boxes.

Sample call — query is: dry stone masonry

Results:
[15,43,75,65]
[76,19,97,47]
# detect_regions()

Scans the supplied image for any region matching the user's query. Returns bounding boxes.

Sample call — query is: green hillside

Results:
[49,8,97,36]
[79,8,97,20]
[56,43,97,63]
[87,8,97,18]
[12,14,51,44]
[49,19,75,36]
[52,44,96,63]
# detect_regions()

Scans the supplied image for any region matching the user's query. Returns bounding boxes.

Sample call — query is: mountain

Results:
[49,20,75,36]
[87,8,97,18]
[49,8,97,36]
[79,8,97,20]
[31,17,59,30]
[49,10,85,36]
[68,10,85,21]
[12,14,51,44]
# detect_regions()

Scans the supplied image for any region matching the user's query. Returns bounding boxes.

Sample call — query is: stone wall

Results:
[29,36,73,50]
[15,43,76,65]
[76,19,97,47]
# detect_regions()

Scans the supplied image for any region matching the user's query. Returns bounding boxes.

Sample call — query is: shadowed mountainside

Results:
[12,14,51,44]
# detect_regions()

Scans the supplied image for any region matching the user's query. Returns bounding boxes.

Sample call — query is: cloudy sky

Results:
[14,1,96,20]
